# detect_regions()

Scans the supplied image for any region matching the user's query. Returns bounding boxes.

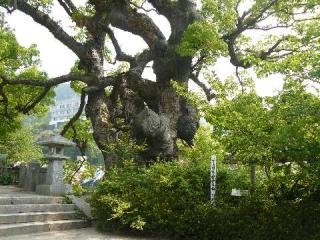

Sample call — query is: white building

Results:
[49,97,81,128]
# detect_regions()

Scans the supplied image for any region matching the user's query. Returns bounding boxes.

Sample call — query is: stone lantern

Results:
[36,132,75,196]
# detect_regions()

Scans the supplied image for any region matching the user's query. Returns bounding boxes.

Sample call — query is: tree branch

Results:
[133,49,153,75]
[236,67,244,94]
[105,26,135,64]
[223,0,282,68]
[68,150,87,183]
[242,0,280,29]
[65,125,88,183]
[57,0,73,17]
[15,0,85,59]
[0,73,93,87]
[63,0,76,13]
[190,73,216,101]
[147,0,176,20]
[225,38,252,68]
[129,0,158,14]
[259,38,285,60]
[20,87,51,114]
[109,3,166,48]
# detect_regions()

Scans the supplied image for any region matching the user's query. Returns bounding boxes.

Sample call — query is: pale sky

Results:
[5,2,283,97]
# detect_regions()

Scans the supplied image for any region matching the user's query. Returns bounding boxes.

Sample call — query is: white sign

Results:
[231,189,249,196]
[77,156,88,161]
[231,189,241,196]
[229,164,238,171]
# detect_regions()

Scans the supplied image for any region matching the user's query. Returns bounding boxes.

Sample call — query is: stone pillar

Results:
[36,159,65,196]
[38,167,47,185]
[23,161,40,192]
[46,159,65,194]
[19,164,27,188]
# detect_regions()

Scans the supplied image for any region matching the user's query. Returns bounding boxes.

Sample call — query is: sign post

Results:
[210,155,217,206]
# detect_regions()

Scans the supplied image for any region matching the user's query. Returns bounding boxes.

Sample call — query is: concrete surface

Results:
[0,228,156,240]
[0,186,156,240]
[0,211,78,224]
[0,185,89,237]
[0,185,25,195]
[68,195,93,219]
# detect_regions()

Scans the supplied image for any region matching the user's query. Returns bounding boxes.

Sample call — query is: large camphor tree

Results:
[0,0,319,168]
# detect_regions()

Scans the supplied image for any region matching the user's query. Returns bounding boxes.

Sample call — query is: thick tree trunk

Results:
[132,1,199,160]
[81,1,200,167]
[85,89,115,169]
[131,45,198,161]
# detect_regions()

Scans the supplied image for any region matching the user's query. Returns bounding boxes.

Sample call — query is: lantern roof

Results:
[37,132,76,147]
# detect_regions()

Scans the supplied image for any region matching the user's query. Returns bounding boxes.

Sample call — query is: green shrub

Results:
[91,159,320,240]
[0,173,16,185]
[92,161,202,237]
[90,127,320,239]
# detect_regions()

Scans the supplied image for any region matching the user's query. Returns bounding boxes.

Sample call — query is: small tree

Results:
[176,75,320,192]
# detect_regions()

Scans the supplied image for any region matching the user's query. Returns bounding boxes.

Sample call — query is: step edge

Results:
[0,219,88,229]
[0,211,77,217]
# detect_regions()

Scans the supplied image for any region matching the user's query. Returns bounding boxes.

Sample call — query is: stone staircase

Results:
[0,188,90,237]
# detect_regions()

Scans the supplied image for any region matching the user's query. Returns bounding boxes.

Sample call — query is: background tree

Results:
[0,125,43,164]
[0,19,54,138]
[175,73,320,195]
[0,0,319,169]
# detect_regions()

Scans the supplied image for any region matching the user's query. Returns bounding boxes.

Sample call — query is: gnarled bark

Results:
[85,90,114,169]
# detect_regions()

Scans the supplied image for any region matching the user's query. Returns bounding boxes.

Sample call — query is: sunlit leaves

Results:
[0,30,39,76]
[70,60,87,93]
[0,27,54,135]
[177,73,320,167]
[177,20,227,60]
[64,118,95,152]
[71,3,96,28]
[267,79,320,163]
[201,0,238,34]
[0,125,43,164]
[184,0,320,81]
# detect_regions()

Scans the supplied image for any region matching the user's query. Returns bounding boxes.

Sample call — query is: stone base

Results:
[36,184,66,196]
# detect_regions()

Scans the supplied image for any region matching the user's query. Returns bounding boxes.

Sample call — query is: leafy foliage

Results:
[175,75,320,167]
[91,126,320,240]
[91,127,214,236]
[0,27,54,137]
[0,125,42,164]
[0,172,16,185]
[177,20,227,61]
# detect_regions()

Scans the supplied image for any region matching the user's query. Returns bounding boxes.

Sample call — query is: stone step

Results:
[0,196,65,205]
[0,211,79,224]
[0,204,76,214]
[0,219,89,237]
